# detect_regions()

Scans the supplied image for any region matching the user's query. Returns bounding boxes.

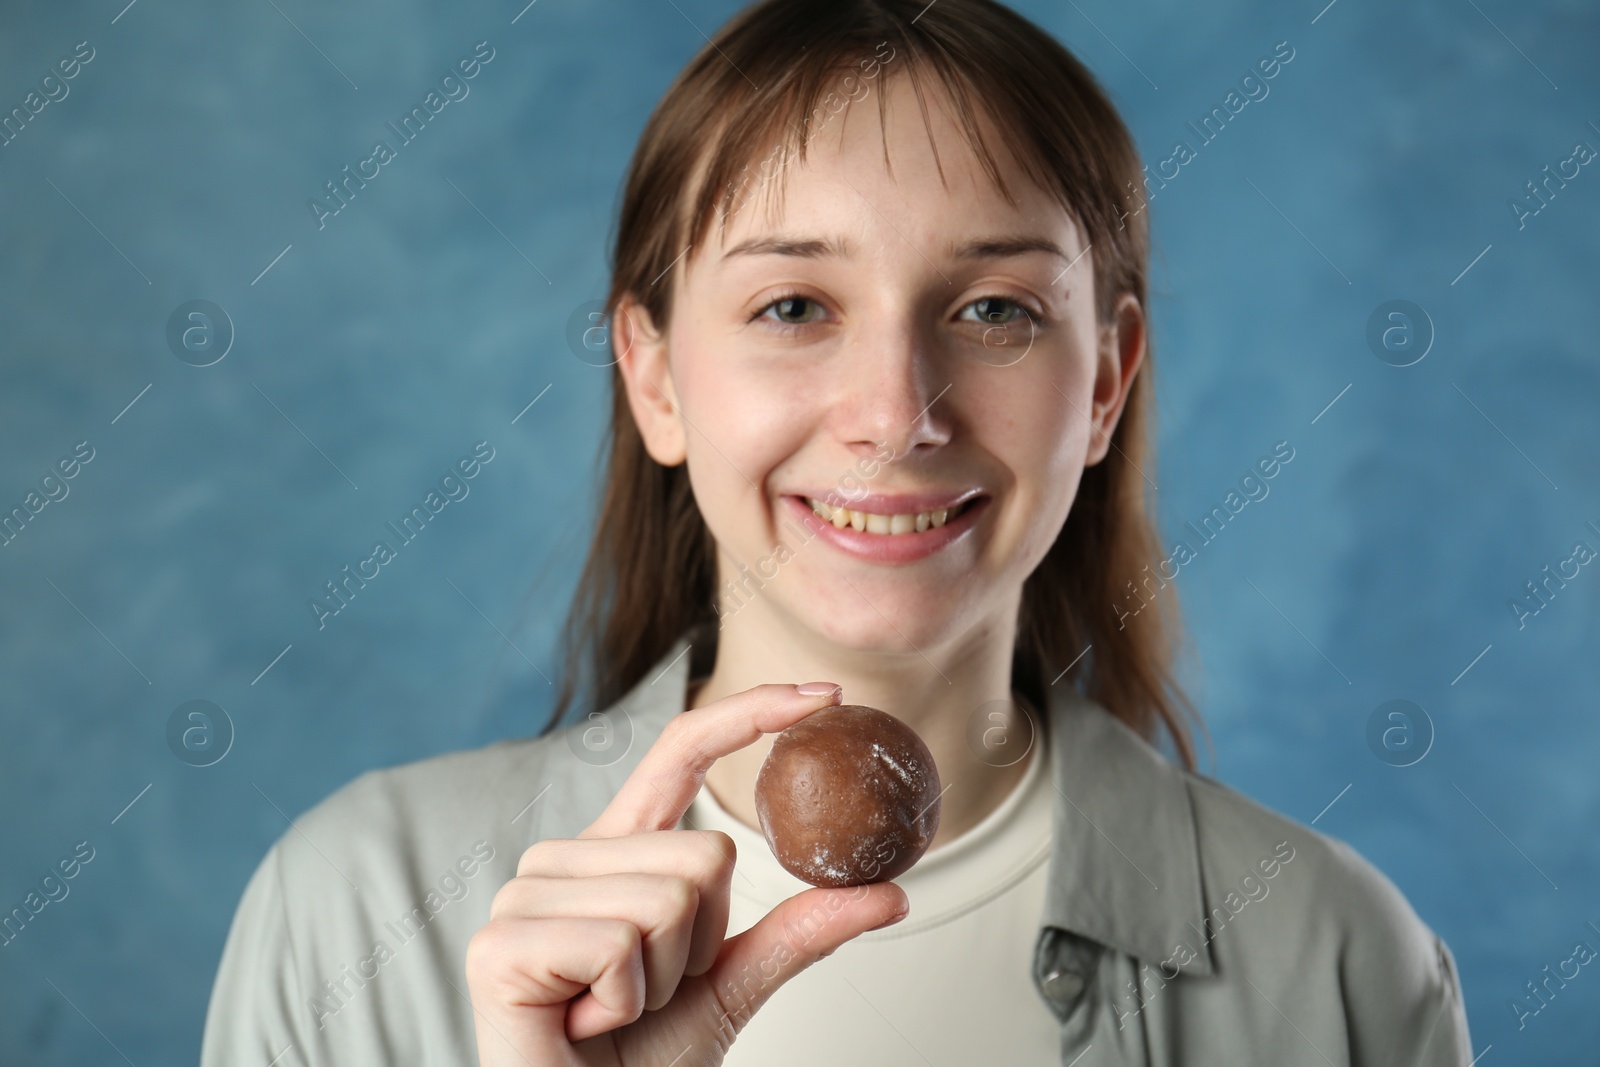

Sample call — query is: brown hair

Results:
[540,0,1208,770]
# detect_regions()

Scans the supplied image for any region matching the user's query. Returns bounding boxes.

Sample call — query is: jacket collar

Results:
[629,628,1215,977]
[1041,680,1216,976]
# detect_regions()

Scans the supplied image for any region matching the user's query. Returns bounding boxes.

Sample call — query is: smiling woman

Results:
[580,0,1189,774]
[202,2,1473,1064]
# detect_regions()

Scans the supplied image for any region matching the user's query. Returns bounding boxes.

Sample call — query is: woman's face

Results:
[618,71,1144,658]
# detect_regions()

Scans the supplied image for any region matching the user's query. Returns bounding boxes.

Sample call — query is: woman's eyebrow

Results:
[951,235,1072,264]
[719,233,1071,263]
[720,235,851,261]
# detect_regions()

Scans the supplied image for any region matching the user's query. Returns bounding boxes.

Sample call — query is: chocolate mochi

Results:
[754,704,941,888]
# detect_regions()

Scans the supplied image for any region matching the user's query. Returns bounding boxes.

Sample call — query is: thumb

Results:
[700,882,908,1039]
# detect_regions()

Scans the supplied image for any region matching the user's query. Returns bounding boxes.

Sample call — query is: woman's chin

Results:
[792,596,963,657]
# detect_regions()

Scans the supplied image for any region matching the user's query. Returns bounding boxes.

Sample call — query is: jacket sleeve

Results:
[1355,932,1473,1065]
[1415,935,1475,1066]
[1332,838,1474,1067]
[200,840,320,1067]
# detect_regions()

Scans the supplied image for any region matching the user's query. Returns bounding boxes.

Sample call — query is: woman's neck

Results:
[694,599,1039,851]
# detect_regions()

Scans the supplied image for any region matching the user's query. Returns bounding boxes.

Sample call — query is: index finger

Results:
[579,681,842,840]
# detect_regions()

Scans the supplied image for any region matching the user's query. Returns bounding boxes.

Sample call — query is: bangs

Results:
[620,0,1131,322]
[689,48,1041,253]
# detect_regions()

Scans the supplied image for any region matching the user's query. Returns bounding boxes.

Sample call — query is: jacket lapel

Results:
[1038,682,1216,976]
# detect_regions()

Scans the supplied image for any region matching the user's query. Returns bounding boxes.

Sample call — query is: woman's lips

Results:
[781,493,989,564]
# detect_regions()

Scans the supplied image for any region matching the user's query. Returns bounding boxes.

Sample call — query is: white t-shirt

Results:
[682,717,1061,1064]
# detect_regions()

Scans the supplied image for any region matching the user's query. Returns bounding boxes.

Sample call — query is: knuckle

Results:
[658,712,690,744]
[691,830,737,877]
[488,884,513,922]
[488,877,533,921]
[516,837,571,877]
[658,874,699,919]
[659,715,710,767]
[604,917,644,962]
[464,920,512,977]
[698,829,737,860]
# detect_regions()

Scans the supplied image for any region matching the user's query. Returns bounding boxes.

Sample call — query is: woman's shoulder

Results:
[204,728,635,1064]
[278,735,615,882]
[306,733,560,832]
[272,691,680,896]
[1176,767,1470,1049]
[1179,768,1436,947]
[202,648,655,1061]
[249,737,544,912]
[1070,695,1445,959]
[1190,767,1427,927]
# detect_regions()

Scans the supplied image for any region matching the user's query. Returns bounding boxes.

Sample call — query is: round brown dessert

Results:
[754,704,941,888]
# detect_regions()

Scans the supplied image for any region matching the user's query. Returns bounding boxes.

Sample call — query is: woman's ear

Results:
[1086,291,1146,466]
[613,294,687,466]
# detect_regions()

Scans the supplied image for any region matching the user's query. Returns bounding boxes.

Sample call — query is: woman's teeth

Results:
[805,497,955,534]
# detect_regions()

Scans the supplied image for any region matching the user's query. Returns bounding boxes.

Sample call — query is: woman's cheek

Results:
[989,387,1082,557]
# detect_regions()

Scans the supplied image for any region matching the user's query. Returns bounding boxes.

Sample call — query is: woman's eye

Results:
[756,294,827,327]
[752,293,1038,330]
[960,296,1029,325]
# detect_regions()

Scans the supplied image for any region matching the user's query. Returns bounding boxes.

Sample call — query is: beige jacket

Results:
[201,631,1474,1065]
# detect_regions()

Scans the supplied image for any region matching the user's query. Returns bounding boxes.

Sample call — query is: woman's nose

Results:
[836,321,953,458]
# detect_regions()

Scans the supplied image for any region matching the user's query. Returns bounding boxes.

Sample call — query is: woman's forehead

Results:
[702,152,1085,279]
[720,72,1050,234]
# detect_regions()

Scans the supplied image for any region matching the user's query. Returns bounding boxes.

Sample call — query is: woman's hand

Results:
[465,682,910,1067]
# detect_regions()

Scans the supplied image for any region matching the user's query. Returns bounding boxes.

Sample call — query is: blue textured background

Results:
[2,0,1596,1061]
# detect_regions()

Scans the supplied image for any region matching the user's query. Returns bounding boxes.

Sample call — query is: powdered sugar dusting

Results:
[870,740,919,790]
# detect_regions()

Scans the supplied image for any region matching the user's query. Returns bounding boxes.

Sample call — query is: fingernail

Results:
[796,681,841,699]
[868,906,908,931]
